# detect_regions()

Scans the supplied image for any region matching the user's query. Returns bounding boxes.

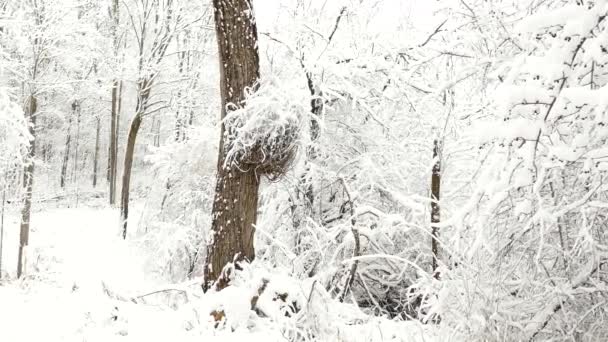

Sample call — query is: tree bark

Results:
[93,117,100,187]
[109,80,119,204]
[109,0,121,205]
[17,95,36,278]
[119,114,141,239]
[175,50,185,142]
[72,102,81,185]
[203,0,261,292]
[431,139,441,279]
[292,72,323,253]
[120,80,150,239]
[303,72,322,209]
[60,106,74,189]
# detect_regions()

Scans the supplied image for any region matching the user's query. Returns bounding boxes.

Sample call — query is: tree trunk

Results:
[292,70,323,253]
[41,143,47,163]
[17,95,36,278]
[175,51,185,142]
[60,108,73,189]
[175,109,182,142]
[203,0,261,292]
[120,80,150,239]
[154,116,161,147]
[119,114,141,239]
[431,139,441,279]
[72,102,81,185]
[303,75,322,211]
[109,0,121,205]
[93,117,101,187]
[109,80,120,204]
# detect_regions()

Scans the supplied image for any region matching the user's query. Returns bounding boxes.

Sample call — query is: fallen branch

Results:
[135,288,189,300]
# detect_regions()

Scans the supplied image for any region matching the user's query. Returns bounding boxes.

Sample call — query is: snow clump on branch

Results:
[223,79,306,180]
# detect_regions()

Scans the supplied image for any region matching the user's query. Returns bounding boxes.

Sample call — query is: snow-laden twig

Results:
[523,258,601,340]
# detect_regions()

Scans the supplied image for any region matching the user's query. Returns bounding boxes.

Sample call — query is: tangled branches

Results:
[223,81,306,180]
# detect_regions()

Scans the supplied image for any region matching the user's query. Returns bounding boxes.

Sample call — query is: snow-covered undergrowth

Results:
[0,205,445,341]
[0,87,30,179]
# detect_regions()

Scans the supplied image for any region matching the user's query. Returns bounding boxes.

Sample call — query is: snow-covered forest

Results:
[1,0,607,340]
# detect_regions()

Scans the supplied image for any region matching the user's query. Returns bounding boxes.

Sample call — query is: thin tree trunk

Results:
[303,74,322,212]
[175,49,186,142]
[41,144,47,163]
[109,0,121,205]
[107,145,111,182]
[155,117,161,147]
[72,102,80,185]
[120,81,150,239]
[60,108,73,189]
[203,0,261,292]
[175,110,182,142]
[93,117,101,187]
[120,113,142,239]
[291,70,323,253]
[17,95,36,278]
[431,139,441,279]
[109,80,119,204]
[115,80,122,182]
[293,8,344,229]
[80,152,89,173]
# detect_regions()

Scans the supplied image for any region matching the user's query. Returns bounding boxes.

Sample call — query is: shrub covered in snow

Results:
[0,87,30,185]
[141,123,218,282]
[192,261,444,342]
[442,1,608,340]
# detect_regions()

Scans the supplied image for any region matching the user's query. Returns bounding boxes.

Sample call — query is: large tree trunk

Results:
[431,139,441,279]
[17,95,36,278]
[203,0,261,292]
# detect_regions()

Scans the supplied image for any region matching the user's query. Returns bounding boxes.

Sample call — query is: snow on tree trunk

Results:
[17,95,36,278]
[431,139,441,278]
[109,0,121,205]
[109,80,120,205]
[60,106,73,189]
[203,0,261,292]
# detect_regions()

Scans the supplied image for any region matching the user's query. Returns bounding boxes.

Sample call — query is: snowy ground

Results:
[0,204,206,341]
[0,204,442,341]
